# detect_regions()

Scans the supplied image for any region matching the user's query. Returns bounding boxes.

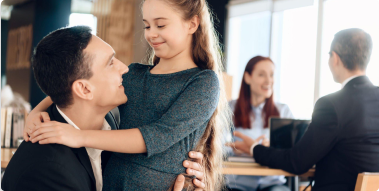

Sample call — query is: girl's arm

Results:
[30,71,219,155]
[83,128,147,153]
[26,96,146,153]
[23,97,54,141]
[30,122,146,153]
[30,97,53,115]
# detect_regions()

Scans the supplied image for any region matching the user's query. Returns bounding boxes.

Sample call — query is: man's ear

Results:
[243,72,251,85]
[332,51,341,67]
[188,15,200,35]
[72,80,94,101]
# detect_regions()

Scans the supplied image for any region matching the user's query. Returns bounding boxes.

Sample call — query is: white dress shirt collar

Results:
[341,75,361,89]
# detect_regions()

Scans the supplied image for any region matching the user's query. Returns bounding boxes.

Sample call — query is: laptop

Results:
[269,118,311,149]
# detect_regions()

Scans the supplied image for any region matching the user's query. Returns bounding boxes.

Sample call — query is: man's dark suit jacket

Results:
[1,104,119,191]
[254,76,379,191]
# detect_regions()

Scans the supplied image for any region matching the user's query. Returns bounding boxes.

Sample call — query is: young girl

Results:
[227,56,293,191]
[26,0,232,190]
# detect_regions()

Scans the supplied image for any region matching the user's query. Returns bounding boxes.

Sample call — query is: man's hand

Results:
[23,112,50,142]
[261,135,269,147]
[226,131,266,155]
[183,151,205,190]
[172,175,185,191]
[171,151,205,191]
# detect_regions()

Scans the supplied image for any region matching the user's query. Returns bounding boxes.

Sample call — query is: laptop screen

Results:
[269,118,311,149]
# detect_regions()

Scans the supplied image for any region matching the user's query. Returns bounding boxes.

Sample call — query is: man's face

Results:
[328,50,340,83]
[84,35,129,109]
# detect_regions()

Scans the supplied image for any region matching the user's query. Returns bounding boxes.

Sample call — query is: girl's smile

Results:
[151,41,165,48]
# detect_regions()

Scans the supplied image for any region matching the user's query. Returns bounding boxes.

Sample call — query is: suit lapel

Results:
[71,147,96,185]
[47,105,96,187]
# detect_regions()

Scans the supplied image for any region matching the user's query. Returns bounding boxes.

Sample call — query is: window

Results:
[271,5,318,119]
[319,0,379,97]
[69,13,97,35]
[226,11,271,99]
[226,0,315,119]
[226,0,378,119]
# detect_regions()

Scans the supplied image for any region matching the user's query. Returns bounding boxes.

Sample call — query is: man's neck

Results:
[339,70,366,84]
[59,103,109,130]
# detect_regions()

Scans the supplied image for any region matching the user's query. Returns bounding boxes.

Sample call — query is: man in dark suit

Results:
[231,28,379,191]
[1,26,204,191]
[2,104,118,191]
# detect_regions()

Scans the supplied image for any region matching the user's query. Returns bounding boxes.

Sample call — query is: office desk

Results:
[223,161,315,177]
[223,162,314,191]
[2,148,312,191]
[3,148,315,178]
[1,148,17,168]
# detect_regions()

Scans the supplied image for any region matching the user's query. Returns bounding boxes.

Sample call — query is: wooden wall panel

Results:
[6,24,33,70]
[92,0,135,65]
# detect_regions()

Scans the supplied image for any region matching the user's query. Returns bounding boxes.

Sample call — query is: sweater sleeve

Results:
[138,70,220,157]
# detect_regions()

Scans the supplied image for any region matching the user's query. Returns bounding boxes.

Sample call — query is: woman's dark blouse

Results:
[103,63,220,191]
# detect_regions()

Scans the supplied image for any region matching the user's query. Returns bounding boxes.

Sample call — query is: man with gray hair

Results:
[231,28,379,191]
[329,28,372,81]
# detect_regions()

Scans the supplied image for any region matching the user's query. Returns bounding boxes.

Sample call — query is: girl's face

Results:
[142,0,197,60]
[244,60,275,99]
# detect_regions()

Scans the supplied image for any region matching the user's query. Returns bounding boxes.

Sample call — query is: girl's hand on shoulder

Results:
[29,121,83,148]
[23,112,51,142]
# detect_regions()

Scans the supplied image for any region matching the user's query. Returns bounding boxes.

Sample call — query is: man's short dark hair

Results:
[331,28,373,71]
[32,26,93,108]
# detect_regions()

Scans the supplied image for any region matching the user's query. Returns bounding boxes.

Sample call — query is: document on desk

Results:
[227,155,255,163]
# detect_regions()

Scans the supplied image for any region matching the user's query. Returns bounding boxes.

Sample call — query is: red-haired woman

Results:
[226,56,293,191]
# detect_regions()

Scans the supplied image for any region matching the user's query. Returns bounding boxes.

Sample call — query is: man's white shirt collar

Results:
[341,75,361,89]
[55,105,111,159]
